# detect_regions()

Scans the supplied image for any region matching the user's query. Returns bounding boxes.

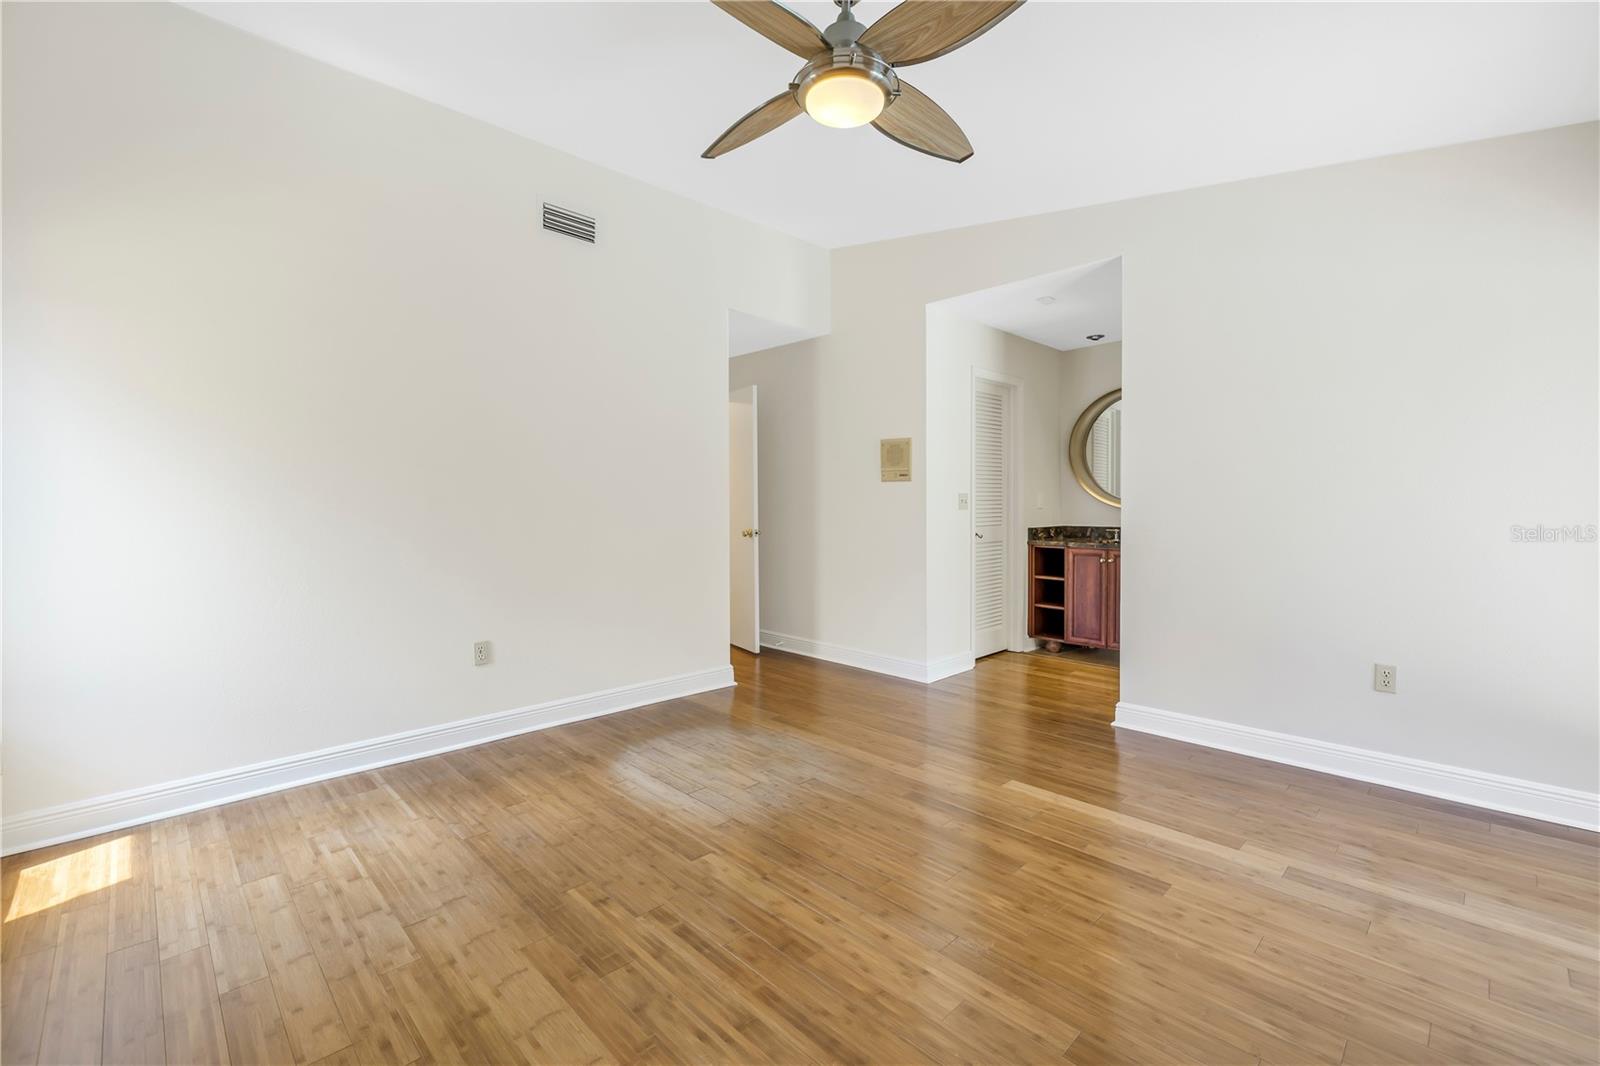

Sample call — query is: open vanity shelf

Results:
[1029,541,1119,650]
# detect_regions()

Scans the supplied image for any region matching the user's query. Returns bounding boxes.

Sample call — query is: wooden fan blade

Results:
[703,91,804,158]
[711,0,827,59]
[873,79,973,162]
[859,1,1024,66]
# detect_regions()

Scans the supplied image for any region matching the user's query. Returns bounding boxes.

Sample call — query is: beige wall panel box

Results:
[881,437,912,482]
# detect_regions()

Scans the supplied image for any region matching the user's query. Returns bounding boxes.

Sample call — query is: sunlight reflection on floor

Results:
[5,836,133,921]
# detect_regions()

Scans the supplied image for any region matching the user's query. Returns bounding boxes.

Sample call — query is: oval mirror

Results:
[1067,388,1121,508]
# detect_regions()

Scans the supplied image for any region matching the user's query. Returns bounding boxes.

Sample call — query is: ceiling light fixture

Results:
[703,0,1025,163]
[798,67,889,129]
[1086,334,1105,341]
[1035,295,1057,305]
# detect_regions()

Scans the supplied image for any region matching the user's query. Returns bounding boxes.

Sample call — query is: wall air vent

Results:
[542,203,596,244]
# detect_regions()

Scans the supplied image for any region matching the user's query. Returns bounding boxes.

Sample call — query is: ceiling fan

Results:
[703,0,1024,163]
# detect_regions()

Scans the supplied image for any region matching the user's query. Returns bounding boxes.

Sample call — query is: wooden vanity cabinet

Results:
[1029,544,1119,650]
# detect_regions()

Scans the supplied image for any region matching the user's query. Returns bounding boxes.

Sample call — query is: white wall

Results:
[727,255,929,669]
[751,123,1599,796]
[1059,342,1124,525]
[2,2,828,821]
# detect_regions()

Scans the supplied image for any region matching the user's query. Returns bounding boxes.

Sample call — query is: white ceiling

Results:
[937,257,1121,352]
[188,2,1598,248]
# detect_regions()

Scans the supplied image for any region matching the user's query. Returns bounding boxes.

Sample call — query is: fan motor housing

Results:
[791,48,900,113]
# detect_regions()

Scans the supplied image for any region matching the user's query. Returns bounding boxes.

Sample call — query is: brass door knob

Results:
[741,529,760,538]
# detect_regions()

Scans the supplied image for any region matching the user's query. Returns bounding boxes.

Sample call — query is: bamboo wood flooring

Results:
[3,648,1597,1064]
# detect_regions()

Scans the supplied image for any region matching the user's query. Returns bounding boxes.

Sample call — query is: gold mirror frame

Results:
[1067,388,1122,508]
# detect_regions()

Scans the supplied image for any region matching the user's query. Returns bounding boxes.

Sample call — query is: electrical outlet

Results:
[958,493,969,510]
[474,640,492,666]
[1373,663,1396,693]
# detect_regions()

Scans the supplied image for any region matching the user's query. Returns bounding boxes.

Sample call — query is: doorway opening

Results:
[928,255,1124,678]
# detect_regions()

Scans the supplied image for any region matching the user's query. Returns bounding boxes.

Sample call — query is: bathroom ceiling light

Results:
[1086,334,1106,341]
[1035,295,1057,305]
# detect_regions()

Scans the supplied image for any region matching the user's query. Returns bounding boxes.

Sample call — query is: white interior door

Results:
[729,385,759,653]
[973,379,1009,658]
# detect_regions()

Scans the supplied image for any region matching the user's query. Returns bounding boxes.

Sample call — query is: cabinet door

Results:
[1065,548,1107,647]
[1105,551,1120,650]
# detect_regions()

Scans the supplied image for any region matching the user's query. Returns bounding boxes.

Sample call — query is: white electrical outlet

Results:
[1373,663,1396,693]
[474,640,492,666]
[958,493,969,510]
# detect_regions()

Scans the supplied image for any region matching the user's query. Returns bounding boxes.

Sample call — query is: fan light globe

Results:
[802,70,887,128]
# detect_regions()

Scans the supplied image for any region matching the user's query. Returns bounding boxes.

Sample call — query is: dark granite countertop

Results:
[1027,525,1120,550]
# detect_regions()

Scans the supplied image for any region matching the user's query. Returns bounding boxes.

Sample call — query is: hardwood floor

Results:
[4,649,1597,1065]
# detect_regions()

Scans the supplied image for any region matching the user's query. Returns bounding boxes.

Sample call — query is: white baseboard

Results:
[759,630,974,684]
[1114,701,1599,831]
[925,652,977,683]
[2,665,735,857]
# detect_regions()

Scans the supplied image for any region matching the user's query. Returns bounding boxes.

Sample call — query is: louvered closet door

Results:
[973,380,1009,658]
